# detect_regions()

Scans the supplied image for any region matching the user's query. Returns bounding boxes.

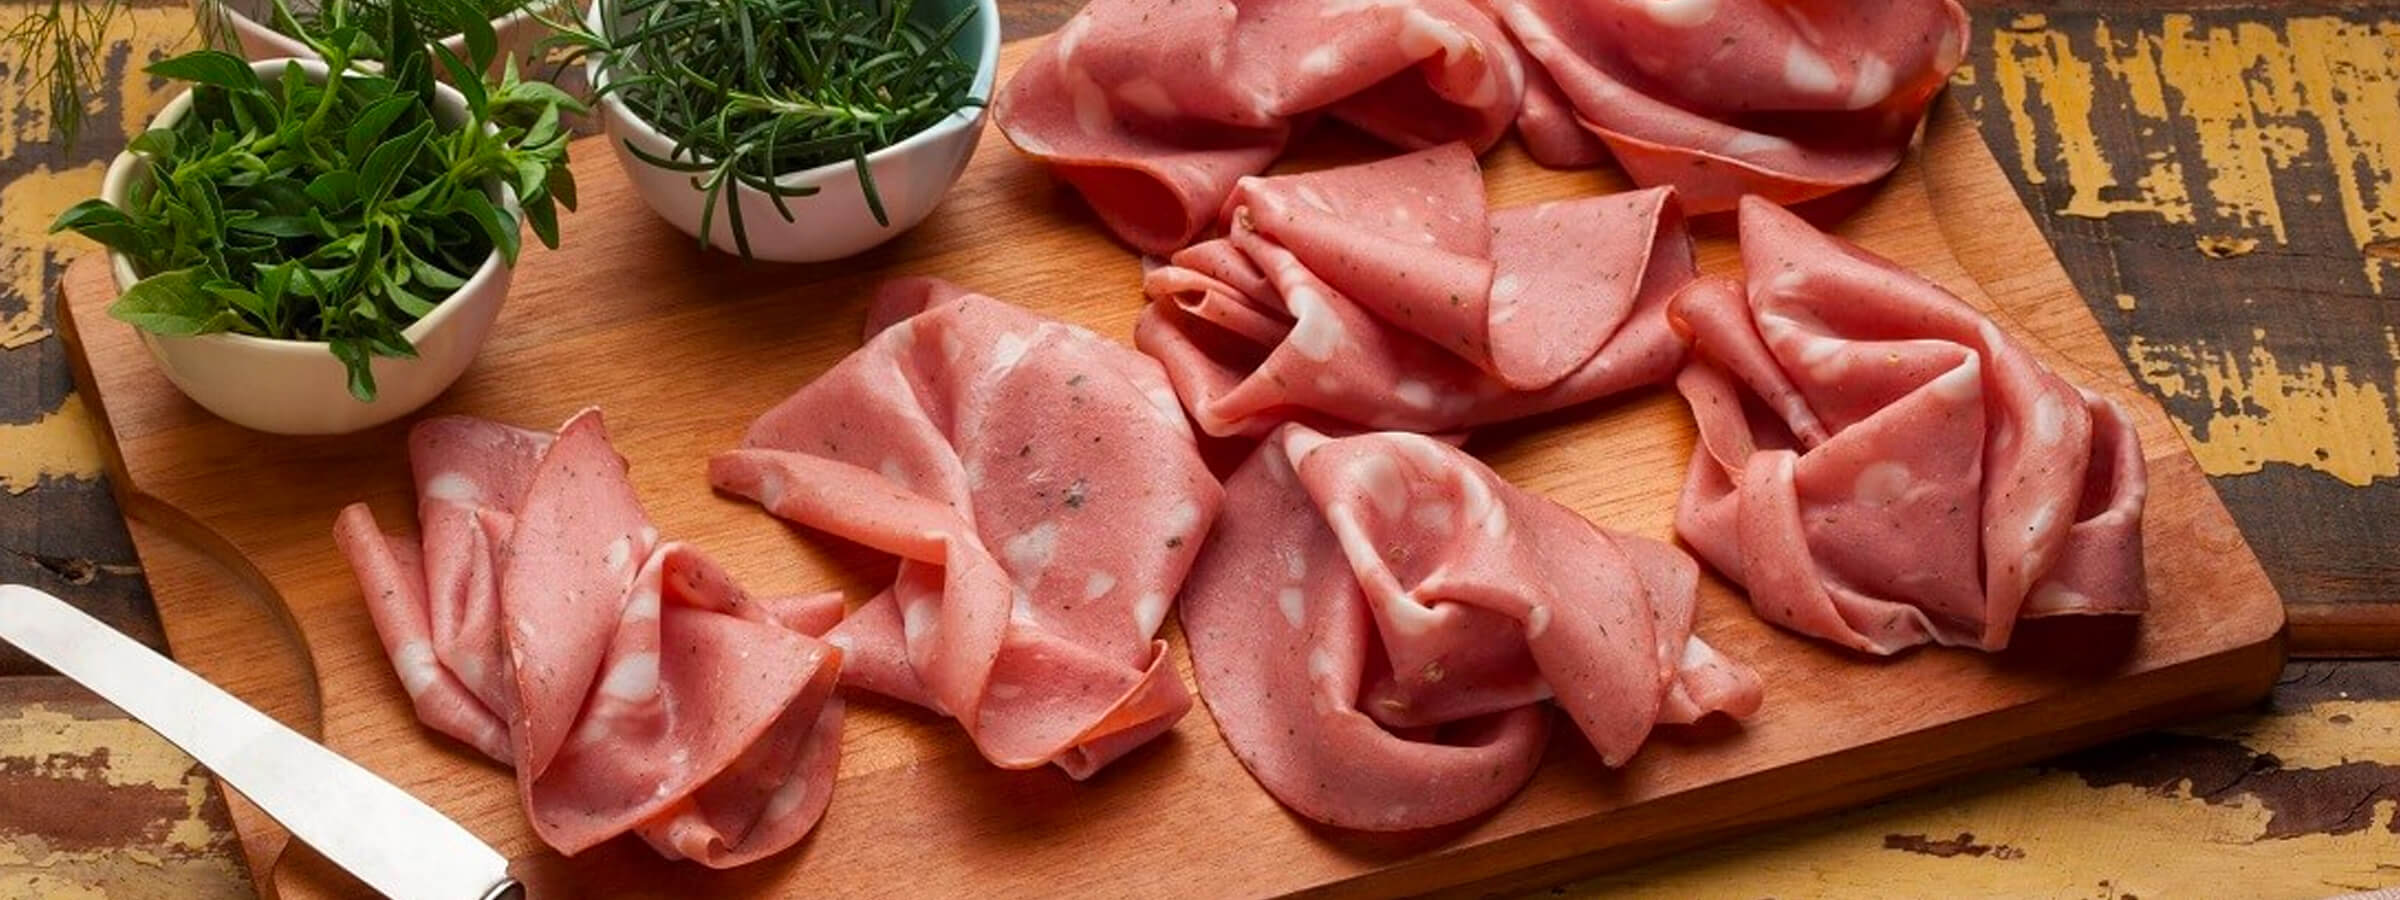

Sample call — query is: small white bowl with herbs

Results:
[571,0,998,262]
[54,10,579,435]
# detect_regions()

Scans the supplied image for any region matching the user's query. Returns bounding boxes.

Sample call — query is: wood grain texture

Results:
[53,34,2284,897]
[1951,8,2400,654]
[1565,659,2400,899]
[0,677,255,899]
[0,3,260,897]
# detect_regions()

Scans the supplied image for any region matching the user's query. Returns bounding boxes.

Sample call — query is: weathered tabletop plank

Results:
[0,1,2396,898]
[1952,7,2400,653]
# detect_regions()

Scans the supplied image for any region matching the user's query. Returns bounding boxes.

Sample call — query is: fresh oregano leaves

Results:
[52,0,582,403]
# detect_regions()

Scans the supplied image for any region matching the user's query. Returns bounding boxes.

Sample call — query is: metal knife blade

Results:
[0,584,520,900]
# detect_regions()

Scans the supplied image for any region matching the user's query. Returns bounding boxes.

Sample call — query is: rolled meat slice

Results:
[1672,198,2148,654]
[336,409,845,867]
[710,278,1222,778]
[1495,0,1968,212]
[1183,424,1758,831]
[993,0,1526,254]
[1138,144,1696,438]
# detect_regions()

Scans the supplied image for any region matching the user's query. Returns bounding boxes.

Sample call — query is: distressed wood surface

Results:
[1951,7,2400,654]
[0,2,2394,899]
[54,42,2288,892]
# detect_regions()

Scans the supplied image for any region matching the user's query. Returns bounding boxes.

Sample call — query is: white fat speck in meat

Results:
[1783,42,1839,95]
[1358,454,1409,519]
[423,472,478,503]
[603,535,634,576]
[599,652,661,701]
[1004,521,1062,575]
[1930,354,1982,401]
[1146,385,1186,425]
[1853,461,1912,505]
[1299,44,1344,78]
[1393,379,1437,410]
[1084,570,1118,601]
[1116,77,1180,119]
[624,585,662,621]
[1067,66,1113,137]
[903,596,937,644]
[1284,285,1343,361]
[1644,0,1718,27]
[1410,501,1455,533]
[987,330,1034,376]
[1723,131,1797,158]
[2031,392,2069,444]
[393,640,440,696]
[1277,587,1307,629]
[1398,8,1468,60]
[1525,603,1552,639]
[1847,55,1895,109]
[1133,591,1170,638]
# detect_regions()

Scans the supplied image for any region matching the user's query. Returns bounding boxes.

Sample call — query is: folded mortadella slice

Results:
[337,409,845,867]
[1137,145,1696,438]
[711,277,1222,778]
[1672,198,2148,654]
[993,0,1526,254]
[1183,425,1759,831]
[1496,0,1968,212]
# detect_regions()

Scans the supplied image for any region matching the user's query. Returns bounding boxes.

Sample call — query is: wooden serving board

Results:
[56,40,2284,898]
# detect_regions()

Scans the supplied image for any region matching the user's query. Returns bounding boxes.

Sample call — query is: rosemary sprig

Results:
[552,0,981,259]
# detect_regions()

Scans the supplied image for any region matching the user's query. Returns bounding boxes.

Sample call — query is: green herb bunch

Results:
[282,0,536,62]
[49,0,583,402]
[553,0,981,258]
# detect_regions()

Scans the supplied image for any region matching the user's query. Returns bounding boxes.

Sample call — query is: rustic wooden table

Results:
[1,2,2393,898]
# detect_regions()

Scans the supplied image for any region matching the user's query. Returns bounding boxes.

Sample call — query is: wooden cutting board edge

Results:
[48,89,2290,897]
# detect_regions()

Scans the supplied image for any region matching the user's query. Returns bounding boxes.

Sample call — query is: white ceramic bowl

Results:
[101,59,519,436]
[586,0,999,262]
[203,0,575,78]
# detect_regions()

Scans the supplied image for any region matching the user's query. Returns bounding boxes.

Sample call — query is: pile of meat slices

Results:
[336,0,2153,863]
[996,0,1969,254]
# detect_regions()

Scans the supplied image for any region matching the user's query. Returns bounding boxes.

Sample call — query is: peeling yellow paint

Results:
[2126,333,2400,486]
[2282,17,2400,293]
[0,703,208,794]
[1991,19,2194,222]
[2197,234,2262,258]
[0,8,189,352]
[1986,14,2400,290]
[0,6,192,160]
[2195,699,2400,771]
[1572,699,2400,899]
[0,163,108,351]
[0,702,250,899]
[0,393,105,494]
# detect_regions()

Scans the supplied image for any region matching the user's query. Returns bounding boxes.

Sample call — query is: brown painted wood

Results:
[53,38,2286,900]
[1950,7,2400,655]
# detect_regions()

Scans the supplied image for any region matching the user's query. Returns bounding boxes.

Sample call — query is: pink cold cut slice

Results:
[993,0,1527,254]
[335,409,846,867]
[1670,197,2149,655]
[710,277,1223,778]
[1137,144,1697,438]
[1182,425,1759,831]
[1495,0,1969,213]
